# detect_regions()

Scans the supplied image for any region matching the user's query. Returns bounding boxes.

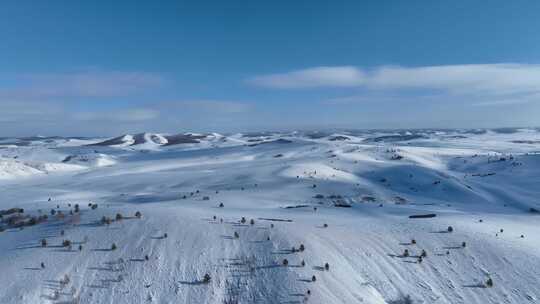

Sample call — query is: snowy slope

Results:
[1,129,539,304]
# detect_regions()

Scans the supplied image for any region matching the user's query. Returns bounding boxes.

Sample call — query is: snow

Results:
[0,129,539,303]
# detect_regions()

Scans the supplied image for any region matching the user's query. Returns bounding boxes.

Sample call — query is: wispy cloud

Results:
[161,100,252,113]
[72,109,160,122]
[0,70,164,100]
[248,66,365,88]
[250,64,540,93]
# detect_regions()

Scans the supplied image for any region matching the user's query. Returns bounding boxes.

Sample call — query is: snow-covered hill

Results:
[0,128,539,303]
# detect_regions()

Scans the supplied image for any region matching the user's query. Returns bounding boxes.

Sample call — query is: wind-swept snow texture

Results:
[1,128,539,303]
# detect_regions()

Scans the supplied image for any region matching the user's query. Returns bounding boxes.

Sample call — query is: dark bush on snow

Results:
[135,211,142,218]
[203,273,211,283]
[282,259,289,266]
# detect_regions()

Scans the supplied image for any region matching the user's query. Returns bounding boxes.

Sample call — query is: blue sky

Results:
[1,1,540,136]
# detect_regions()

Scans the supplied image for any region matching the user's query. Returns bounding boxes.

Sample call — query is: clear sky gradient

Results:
[1,0,540,136]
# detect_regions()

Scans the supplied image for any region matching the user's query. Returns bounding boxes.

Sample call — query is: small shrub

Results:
[234,231,239,238]
[250,219,255,225]
[324,263,329,271]
[203,196,210,201]
[78,245,83,251]
[41,239,47,247]
[291,246,296,253]
[145,255,149,261]
[421,249,427,258]
[60,274,70,286]
[447,226,453,233]
[74,204,79,212]
[411,239,416,244]
[101,216,111,225]
[486,278,493,287]
[203,273,211,283]
[240,217,246,224]
[111,243,117,250]
[323,223,328,228]
[163,233,168,238]
[91,204,98,210]
[50,209,56,215]
[418,256,423,263]
[403,249,409,257]
[135,211,142,218]
[301,260,305,267]
[116,213,123,220]
[299,244,305,252]
[282,258,289,266]
[270,223,274,228]
[462,241,466,248]
[62,239,71,247]
[41,262,45,269]
[311,275,316,282]
[219,203,224,208]
[267,236,270,241]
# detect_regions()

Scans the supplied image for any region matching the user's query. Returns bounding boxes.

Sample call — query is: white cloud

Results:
[248,66,366,88]
[249,64,540,96]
